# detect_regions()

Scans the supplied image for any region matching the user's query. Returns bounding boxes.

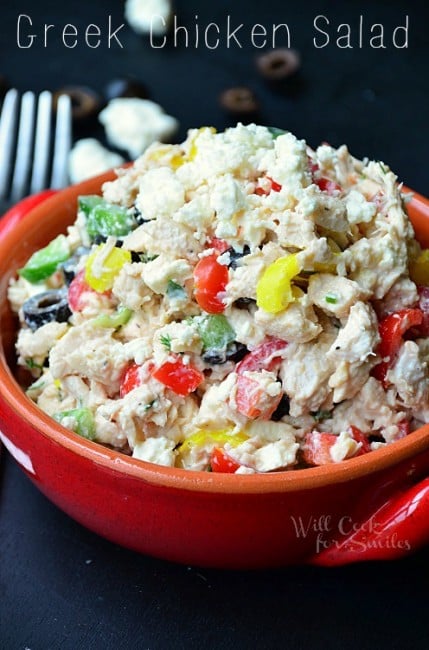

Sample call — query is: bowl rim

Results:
[1,175,429,495]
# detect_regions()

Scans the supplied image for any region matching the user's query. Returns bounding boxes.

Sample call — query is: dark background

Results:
[1,0,429,648]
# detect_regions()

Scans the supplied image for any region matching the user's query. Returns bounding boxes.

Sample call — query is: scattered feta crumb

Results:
[99,98,179,159]
[68,138,125,184]
[125,0,173,36]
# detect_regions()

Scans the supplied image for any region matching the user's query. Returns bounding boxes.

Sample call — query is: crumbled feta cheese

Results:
[99,98,178,159]
[68,138,125,184]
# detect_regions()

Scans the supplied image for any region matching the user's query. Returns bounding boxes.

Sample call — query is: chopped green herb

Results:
[378,162,388,175]
[311,409,332,422]
[25,358,44,370]
[140,252,159,263]
[143,400,156,412]
[166,279,186,299]
[160,334,172,350]
[325,293,338,305]
[266,126,287,139]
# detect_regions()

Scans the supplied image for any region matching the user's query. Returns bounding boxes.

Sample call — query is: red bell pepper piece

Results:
[68,269,105,312]
[314,177,342,195]
[210,447,241,473]
[235,374,282,420]
[302,431,338,466]
[152,356,204,396]
[349,425,371,455]
[236,338,287,375]
[372,308,423,388]
[193,252,229,314]
[120,362,142,397]
[255,176,282,196]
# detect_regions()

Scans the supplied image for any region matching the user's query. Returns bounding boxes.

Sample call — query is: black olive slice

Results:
[53,86,102,122]
[227,245,251,270]
[256,48,301,81]
[219,87,259,116]
[270,394,291,421]
[23,289,71,331]
[104,77,150,102]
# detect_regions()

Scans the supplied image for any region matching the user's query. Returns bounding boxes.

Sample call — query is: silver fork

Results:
[0,89,72,214]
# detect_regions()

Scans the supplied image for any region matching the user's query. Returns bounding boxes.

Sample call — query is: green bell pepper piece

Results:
[197,314,236,352]
[18,234,70,283]
[53,407,96,441]
[80,194,136,240]
[92,306,133,328]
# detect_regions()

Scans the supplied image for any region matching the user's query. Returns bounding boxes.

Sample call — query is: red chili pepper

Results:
[236,338,287,375]
[210,447,241,473]
[372,308,423,388]
[152,356,204,396]
[193,252,229,314]
[68,269,104,312]
[120,362,142,397]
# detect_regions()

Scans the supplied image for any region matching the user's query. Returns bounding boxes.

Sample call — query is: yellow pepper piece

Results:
[256,254,301,314]
[409,249,429,286]
[188,126,217,161]
[85,244,131,292]
[179,428,248,455]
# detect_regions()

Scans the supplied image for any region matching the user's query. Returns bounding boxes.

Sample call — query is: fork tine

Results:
[0,89,19,199]
[29,90,52,195]
[10,91,36,202]
[50,94,72,189]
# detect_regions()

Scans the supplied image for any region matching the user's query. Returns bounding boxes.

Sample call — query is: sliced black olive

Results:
[104,77,150,102]
[233,297,256,310]
[256,48,301,81]
[59,247,90,286]
[228,245,251,270]
[219,87,259,116]
[225,341,249,363]
[23,289,71,331]
[131,251,142,263]
[202,349,227,365]
[53,86,102,122]
[271,394,291,421]
[134,207,150,225]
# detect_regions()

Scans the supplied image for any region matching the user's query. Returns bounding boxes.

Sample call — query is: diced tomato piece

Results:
[152,356,204,396]
[210,447,241,473]
[235,375,282,420]
[413,287,429,336]
[193,252,229,313]
[397,420,411,439]
[255,176,282,196]
[349,425,371,456]
[68,269,103,312]
[207,237,230,253]
[302,431,337,466]
[120,363,142,397]
[236,338,287,375]
[372,308,423,387]
[315,177,342,195]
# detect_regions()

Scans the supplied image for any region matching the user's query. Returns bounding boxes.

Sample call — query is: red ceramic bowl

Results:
[1,174,429,569]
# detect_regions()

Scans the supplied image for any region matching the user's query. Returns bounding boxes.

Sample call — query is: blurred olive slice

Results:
[53,85,102,122]
[104,77,150,102]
